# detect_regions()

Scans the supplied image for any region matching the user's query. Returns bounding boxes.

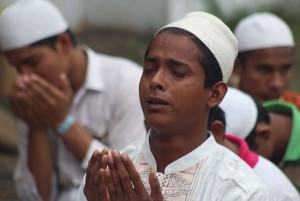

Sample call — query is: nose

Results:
[269,72,283,89]
[150,70,165,91]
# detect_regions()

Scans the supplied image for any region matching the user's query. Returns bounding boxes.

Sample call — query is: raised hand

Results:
[8,75,43,129]
[102,150,164,201]
[23,73,73,128]
[8,73,73,130]
[84,148,109,201]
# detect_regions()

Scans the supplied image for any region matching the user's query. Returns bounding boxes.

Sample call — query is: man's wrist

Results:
[55,115,76,136]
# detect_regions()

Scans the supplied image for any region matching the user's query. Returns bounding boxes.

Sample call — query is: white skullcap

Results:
[234,12,294,52]
[219,87,258,139]
[158,12,238,83]
[0,0,68,51]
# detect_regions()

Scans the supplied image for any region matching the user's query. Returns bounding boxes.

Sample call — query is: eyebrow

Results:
[144,57,157,63]
[19,55,37,64]
[168,58,189,68]
[145,56,189,66]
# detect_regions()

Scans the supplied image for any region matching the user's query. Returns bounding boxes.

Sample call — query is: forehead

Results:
[147,31,201,57]
[245,47,293,62]
[269,112,292,138]
[146,32,202,62]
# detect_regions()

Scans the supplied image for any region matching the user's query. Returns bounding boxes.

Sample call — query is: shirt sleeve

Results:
[76,175,88,201]
[80,139,107,169]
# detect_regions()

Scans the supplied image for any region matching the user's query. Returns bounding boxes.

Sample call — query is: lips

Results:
[146,97,169,105]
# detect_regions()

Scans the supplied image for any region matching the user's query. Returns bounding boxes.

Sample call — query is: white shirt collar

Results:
[83,47,105,92]
[141,130,217,174]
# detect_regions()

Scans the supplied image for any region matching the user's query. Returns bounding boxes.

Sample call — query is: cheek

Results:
[138,78,148,107]
[173,86,204,114]
[283,73,292,84]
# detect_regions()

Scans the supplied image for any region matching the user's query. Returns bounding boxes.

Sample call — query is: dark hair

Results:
[30,29,77,48]
[208,106,226,130]
[144,28,223,88]
[237,51,250,68]
[245,97,271,150]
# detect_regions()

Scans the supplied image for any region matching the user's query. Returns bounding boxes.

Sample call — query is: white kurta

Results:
[13,47,147,201]
[255,156,300,201]
[77,133,275,201]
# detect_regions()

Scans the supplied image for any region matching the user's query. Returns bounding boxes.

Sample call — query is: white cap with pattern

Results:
[159,12,238,83]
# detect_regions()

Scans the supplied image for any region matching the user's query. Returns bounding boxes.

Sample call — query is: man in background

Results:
[0,0,146,200]
[232,12,300,109]
[218,87,300,199]
[264,100,300,192]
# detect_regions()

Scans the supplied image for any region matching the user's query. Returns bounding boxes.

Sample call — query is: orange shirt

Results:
[282,91,300,111]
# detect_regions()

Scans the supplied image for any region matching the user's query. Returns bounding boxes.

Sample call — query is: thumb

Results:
[149,169,163,201]
[59,73,72,96]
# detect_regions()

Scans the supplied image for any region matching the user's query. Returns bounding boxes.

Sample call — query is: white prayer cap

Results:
[0,0,68,51]
[234,12,294,52]
[158,12,238,83]
[219,87,258,139]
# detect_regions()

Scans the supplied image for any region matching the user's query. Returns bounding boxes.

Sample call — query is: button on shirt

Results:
[14,47,147,201]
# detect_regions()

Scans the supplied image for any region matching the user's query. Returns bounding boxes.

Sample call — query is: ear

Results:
[208,81,227,109]
[55,32,73,54]
[210,120,225,144]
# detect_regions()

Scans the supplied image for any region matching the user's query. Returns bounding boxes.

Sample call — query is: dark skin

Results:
[210,120,240,155]
[84,149,163,201]
[84,31,227,200]
[267,112,292,165]
[234,47,293,102]
[210,119,272,160]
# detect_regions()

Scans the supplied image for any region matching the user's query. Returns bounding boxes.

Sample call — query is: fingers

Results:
[111,150,135,194]
[25,76,56,108]
[104,168,118,200]
[8,76,29,117]
[86,150,108,191]
[120,153,148,195]
[59,73,73,97]
[86,150,101,188]
[149,169,163,200]
[97,168,110,201]
[85,149,110,201]
[29,74,63,98]
[106,154,124,199]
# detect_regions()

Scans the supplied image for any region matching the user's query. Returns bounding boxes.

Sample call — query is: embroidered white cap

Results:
[159,12,238,83]
[219,87,258,139]
[0,0,68,51]
[234,12,294,52]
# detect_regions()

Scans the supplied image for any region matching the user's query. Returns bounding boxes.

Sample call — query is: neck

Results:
[223,138,240,155]
[68,47,87,93]
[149,128,208,173]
